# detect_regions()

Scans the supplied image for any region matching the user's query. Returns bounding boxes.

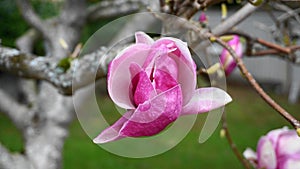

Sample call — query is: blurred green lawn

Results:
[0,84,299,169]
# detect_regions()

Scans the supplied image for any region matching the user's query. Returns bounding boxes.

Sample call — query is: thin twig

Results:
[256,38,291,54]
[222,112,251,169]
[222,31,300,62]
[251,49,284,56]
[208,33,300,132]
[16,0,49,39]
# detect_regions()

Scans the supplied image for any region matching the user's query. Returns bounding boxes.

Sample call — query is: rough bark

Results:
[0,0,147,169]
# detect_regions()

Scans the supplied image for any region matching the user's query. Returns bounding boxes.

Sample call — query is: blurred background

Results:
[0,0,299,168]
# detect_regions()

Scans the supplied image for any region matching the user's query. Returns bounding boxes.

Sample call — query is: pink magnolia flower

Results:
[199,12,208,25]
[93,32,232,144]
[220,35,243,76]
[243,127,300,169]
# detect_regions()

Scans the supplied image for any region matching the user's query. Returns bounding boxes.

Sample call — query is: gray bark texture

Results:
[0,0,149,169]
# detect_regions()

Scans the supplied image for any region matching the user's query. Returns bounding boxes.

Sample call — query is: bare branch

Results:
[60,0,87,26]
[222,112,251,169]
[16,0,48,37]
[0,45,127,95]
[16,29,41,53]
[208,33,300,131]
[212,3,261,36]
[0,143,32,169]
[272,1,300,24]
[87,0,146,21]
[16,17,59,54]
[0,89,29,129]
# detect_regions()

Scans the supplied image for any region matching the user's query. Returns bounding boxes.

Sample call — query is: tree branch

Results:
[0,45,127,95]
[0,143,32,169]
[60,0,87,26]
[0,89,29,129]
[222,31,300,63]
[208,33,300,131]
[87,0,146,21]
[16,0,48,38]
[160,0,226,18]
[212,3,261,36]
[271,1,300,24]
[222,112,251,169]
[16,29,41,53]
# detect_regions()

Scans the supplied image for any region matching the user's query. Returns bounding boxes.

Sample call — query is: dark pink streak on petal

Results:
[154,69,178,93]
[120,85,182,137]
[129,63,156,106]
[276,130,300,158]
[277,153,300,169]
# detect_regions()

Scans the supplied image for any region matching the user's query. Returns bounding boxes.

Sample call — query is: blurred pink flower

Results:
[244,127,300,169]
[93,32,232,144]
[220,35,243,76]
[199,12,208,24]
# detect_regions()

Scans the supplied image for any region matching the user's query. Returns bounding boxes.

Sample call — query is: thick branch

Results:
[16,0,48,38]
[212,3,260,36]
[0,89,29,129]
[0,143,32,169]
[87,0,146,21]
[60,0,87,26]
[0,45,126,95]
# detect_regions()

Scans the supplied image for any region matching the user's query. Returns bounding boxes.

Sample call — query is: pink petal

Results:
[129,63,156,106]
[172,54,196,105]
[199,12,207,23]
[220,35,243,76]
[278,154,300,169]
[154,38,196,70]
[94,85,182,143]
[155,53,178,81]
[266,126,289,148]
[108,44,151,109]
[93,111,133,144]
[243,148,257,160]
[121,85,182,137]
[257,137,277,169]
[166,39,197,104]
[135,31,154,45]
[142,43,168,76]
[276,130,300,157]
[220,52,236,76]
[139,36,196,104]
[181,87,232,115]
[154,69,178,93]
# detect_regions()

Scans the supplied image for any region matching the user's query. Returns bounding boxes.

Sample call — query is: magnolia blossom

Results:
[199,12,208,26]
[243,127,300,169]
[93,32,232,144]
[220,35,243,76]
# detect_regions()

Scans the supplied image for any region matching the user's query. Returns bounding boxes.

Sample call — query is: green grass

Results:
[0,84,299,169]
